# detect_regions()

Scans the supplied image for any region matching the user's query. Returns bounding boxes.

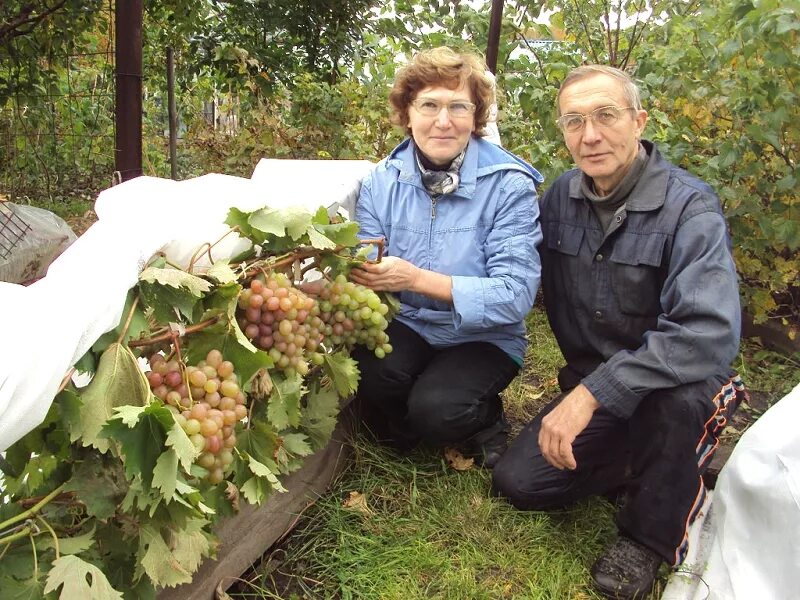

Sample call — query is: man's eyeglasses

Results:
[411,98,476,118]
[556,105,636,133]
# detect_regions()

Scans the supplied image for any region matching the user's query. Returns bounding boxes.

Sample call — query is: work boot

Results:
[591,535,662,599]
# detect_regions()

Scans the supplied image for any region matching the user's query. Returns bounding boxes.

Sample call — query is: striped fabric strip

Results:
[673,374,748,565]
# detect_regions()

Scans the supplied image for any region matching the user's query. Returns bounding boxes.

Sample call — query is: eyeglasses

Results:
[556,105,636,133]
[411,98,476,118]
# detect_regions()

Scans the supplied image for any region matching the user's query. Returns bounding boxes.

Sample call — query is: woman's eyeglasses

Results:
[411,98,476,118]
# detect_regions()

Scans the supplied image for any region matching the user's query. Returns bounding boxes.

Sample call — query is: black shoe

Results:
[591,536,662,599]
[462,418,509,469]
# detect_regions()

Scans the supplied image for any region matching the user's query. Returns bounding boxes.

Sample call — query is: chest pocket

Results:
[609,232,668,316]
[545,222,585,306]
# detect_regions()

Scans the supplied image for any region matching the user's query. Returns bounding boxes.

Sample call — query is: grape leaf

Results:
[301,386,341,449]
[165,420,197,473]
[43,555,123,599]
[138,280,202,323]
[314,220,360,248]
[237,419,279,466]
[71,344,150,453]
[322,351,361,398]
[306,226,337,249]
[63,452,127,520]
[100,404,173,487]
[152,449,179,499]
[225,207,264,244]
[137,520,211,588]
[240,456,286,503]
[37,525,95,555]
[0,571,45,600]
[267,371,304,430]
[280,432,313,457]
[139,267,212,296]
[249,205,312,241]
[205,260,238,284]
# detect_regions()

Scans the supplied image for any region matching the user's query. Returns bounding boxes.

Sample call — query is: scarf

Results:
[415,148,466,196]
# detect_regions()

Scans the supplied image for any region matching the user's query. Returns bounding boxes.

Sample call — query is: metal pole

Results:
[485,0,504,74]
[167,47,178,180]
[115,0,143,181]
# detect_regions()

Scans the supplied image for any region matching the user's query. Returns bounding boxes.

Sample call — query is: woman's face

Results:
[408,84,475,166]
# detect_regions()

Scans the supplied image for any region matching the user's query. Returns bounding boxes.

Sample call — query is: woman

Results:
[350,47,543,467]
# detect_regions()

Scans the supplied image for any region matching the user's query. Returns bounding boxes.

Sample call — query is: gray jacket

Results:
[539,141,741,419]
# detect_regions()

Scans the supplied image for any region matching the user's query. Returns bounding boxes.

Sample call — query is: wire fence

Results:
[0,1,116,203]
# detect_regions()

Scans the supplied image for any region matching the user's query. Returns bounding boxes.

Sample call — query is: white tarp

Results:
[663,381,800,600]
[0,160,373,452]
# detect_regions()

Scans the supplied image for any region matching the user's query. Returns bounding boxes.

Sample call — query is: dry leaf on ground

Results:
[343,490,374,516]
[444,447,474,471]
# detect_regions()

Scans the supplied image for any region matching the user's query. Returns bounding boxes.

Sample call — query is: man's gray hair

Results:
[556,65,643,115]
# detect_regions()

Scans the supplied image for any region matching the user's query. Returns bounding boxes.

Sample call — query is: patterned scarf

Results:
[415,148,466,196]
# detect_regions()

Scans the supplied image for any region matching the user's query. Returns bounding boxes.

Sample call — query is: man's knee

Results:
[405,386,478,443]
[491,454,576,511]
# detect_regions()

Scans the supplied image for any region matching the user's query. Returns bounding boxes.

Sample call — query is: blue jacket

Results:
[540,141,741,418]
[356,135,544,360]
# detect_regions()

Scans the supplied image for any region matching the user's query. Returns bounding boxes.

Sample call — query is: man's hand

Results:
[350,256,420,292]
[538,384,600,470]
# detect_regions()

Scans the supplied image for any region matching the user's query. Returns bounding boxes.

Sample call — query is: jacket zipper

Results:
[429,196,437,270]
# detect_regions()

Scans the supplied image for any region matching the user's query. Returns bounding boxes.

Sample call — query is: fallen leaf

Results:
[444,447,474,471]
[342,491,373,516]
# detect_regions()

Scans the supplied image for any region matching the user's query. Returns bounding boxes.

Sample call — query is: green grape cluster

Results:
[237,272,326,375]
[147,349,246,485]
[318,274,393,358]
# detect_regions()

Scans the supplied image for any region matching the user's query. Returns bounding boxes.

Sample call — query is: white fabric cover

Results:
[0,160,373,452]
[663,382,800,599]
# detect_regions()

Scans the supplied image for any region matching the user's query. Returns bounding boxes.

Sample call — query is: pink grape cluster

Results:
[147,349,247,485]
[237,272,325,375]
[318,274,392,358]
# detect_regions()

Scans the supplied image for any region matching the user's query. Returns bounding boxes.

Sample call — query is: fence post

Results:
[167,47,178,180]
[115,0,143,181]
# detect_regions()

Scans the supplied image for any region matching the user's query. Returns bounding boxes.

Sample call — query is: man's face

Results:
[558,73,648,195]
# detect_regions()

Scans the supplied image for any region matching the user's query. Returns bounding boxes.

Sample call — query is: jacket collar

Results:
[568,140,670,212]
[386,135,543,199]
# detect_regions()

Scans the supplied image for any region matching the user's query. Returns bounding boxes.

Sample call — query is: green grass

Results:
[228,308,795,599]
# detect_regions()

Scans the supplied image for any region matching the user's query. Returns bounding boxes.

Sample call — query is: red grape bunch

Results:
[147,349,247,485]
[237,272,326,375]
[318,274,392,358]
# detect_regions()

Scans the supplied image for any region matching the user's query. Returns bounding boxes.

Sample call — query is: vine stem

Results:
[0,483,66,534]
[187,226,241,273]
[116,294,141,345]
[36,515,60,560]
[127,316,220,348]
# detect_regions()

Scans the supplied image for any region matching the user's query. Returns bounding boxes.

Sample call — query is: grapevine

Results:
[0,203,397,596]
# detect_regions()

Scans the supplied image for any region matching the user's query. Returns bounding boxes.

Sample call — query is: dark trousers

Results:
[352,320,520,450]
[491,372,746,565]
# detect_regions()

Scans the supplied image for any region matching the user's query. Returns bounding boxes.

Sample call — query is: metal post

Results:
[167,47,178,180]
[485,0,504,74]
[115,0,143,181]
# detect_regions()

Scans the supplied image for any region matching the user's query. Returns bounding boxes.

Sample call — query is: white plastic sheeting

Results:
[663,382,800,600]
[0,160,373,452]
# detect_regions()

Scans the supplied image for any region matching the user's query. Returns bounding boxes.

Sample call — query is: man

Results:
[492,65,747,599]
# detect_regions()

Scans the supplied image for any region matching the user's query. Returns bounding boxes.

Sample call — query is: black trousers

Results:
[352,320,520,450]
[491,372,746,565]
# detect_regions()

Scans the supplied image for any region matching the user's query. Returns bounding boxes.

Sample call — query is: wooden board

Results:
[157,403,355,600]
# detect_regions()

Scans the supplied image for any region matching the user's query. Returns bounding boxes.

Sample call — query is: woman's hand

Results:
[350,256,420,292]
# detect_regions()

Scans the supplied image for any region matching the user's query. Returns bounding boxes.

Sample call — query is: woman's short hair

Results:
[555,65,643,115]
[389,47,494,136]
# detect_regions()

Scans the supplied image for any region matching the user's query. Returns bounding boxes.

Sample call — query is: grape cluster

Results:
[318,274,392,358]
[147,349,246,485]
[237,272,325,375]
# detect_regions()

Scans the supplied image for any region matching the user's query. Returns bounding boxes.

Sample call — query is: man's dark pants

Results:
[353,320,520,450]
[492,373,744,565]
